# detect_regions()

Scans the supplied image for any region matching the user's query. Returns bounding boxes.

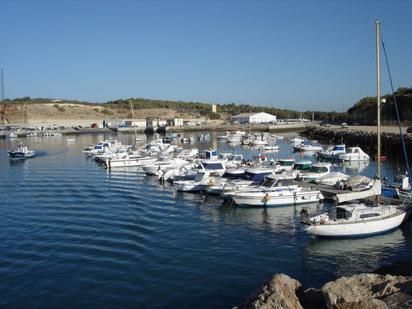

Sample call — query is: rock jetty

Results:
[235,261,412,309]
[303,126,412,159]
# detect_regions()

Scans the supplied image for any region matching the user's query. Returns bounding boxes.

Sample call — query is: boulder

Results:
[237,274,303,309]
[322,273,411,309]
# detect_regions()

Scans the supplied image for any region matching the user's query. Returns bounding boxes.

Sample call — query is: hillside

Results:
[347,87,412,125]
[0,96,356,125]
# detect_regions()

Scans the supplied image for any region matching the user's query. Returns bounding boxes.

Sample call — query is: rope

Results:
[381,35,412,190]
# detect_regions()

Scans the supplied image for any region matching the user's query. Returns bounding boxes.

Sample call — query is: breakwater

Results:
[303,126,412,163]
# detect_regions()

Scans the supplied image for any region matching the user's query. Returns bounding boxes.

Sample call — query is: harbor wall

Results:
[303,126,412,163]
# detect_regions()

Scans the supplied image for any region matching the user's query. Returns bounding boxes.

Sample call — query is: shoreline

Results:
[0,122,310,138]
[235,259,412,309]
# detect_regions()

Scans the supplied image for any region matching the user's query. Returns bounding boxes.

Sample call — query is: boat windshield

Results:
[279,160,294,166]
[203,163,223,170]
[310,166,329,173]
[262,178,294,188]
[335,207,352,219]
[293,163,311,171]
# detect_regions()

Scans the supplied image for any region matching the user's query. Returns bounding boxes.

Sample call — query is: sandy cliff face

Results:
[0,102,191,125]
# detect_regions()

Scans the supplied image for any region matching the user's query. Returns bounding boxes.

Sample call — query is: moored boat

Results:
[8,144,35,160]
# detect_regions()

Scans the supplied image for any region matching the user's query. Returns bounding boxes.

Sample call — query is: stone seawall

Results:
[303,126,412,162]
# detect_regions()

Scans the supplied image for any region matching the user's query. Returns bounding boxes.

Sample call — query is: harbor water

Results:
[1,132,411,308]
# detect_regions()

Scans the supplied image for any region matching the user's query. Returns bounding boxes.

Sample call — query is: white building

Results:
[231,112,277,124]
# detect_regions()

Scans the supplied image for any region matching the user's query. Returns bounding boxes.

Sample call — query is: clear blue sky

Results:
[1,0,411,111]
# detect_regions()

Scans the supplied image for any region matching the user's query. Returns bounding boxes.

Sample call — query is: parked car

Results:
[341,122,349,129]
[320,121,331,127]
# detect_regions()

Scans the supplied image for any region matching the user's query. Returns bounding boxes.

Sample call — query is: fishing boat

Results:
[8,144,35,160]
[303,21,407,237]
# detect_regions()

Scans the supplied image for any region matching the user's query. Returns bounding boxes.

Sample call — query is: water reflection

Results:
[302,228,406,275]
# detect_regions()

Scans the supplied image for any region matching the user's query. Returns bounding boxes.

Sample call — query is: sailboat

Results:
[303,21,408,237]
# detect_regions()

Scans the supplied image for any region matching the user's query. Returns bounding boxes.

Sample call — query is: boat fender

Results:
[262,193,271,205]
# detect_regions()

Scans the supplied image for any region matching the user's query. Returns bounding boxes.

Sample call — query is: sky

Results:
[0,0,411,111]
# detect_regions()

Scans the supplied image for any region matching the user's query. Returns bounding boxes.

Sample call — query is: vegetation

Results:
[348,86,412,113]
[4,87,410,124]
[53,104,65,112]
[100,109,113,116]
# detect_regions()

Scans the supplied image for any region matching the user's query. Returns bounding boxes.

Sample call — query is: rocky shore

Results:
[235,261,412,309]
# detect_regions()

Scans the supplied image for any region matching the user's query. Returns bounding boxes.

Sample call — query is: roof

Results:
[231,112,276,118]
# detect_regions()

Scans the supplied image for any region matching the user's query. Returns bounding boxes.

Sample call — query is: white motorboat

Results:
[250,139,267,147]
[223,154,244,168]
[294,143,323,152]
[8,132,18,138]
[303,204,406,237]
[8,144,35,160]
[298,163,332,182]
[106,155,159,169]
[276,158,295,172]
[314,172,350,186]
[200,160,226,176]
[142,158,189,176]
[174,172,211,192]
[338,147,370,161]
[227,135,242,144]
[288,136,304,147]
[261,145,279,151]
[231,175,323,207]
[318,144,346,160]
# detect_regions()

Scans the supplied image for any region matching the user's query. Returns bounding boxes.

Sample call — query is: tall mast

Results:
[129,100,138,144]
[376,20,381,180]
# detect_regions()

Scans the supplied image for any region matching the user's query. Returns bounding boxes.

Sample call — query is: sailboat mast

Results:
[129,100,138,144]
[376,20,381,180]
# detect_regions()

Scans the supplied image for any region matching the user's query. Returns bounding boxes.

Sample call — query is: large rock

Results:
[237,274,303,309]
[322,273,411,309]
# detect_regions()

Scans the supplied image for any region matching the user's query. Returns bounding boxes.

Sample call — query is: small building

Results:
[212,104,217,113]
[231,112,277,124]
[124,119,146,127]
[166,118,184,126]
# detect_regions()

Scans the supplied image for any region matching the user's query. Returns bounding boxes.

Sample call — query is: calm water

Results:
[1,132,411,308]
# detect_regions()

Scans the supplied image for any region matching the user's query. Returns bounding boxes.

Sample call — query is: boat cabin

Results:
[332,145,345,152]
[293,161,312,171]
[333,204,385,221]
[278,158,295,167]
[243,168,273,181]
[202,149,219,160]
[308,163,331,174]
[201,160,225,171]
[262,175,295,188]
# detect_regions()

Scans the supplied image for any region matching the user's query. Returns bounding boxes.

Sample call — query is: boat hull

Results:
[232,191,322,207]
[305,211,406,237]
